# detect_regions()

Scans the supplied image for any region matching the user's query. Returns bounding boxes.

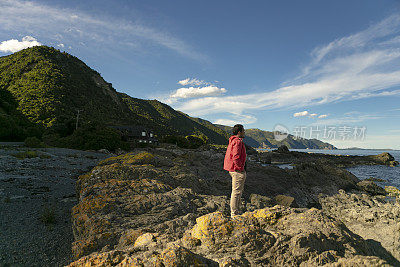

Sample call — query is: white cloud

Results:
[0,36,41,52]
[57,43,65,48]
[167,14,400,121]
[168,78,227,99]
[293,112,326,119]
[213,119,237,126]
[305,14,400,75]
[310,113,384,126]
[318,114,328,118]
[0,0,206,61]
[178,78,205,86]
[214,114,257,126]
[170,85,227,99]
[293,111,309,117]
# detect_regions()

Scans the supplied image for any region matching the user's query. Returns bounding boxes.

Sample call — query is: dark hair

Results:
[232,124,244,135]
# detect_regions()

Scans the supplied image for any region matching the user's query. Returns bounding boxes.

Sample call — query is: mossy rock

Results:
[99,151,155,166]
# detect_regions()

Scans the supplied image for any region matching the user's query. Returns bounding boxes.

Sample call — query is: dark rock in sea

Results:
[365,177,387,182]
[368,152,399,166]
[389,160,399,167]
[258,150,399,167]
[274,145,289,153]
[356,180,387,196]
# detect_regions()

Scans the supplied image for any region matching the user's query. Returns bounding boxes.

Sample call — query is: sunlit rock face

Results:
[67,147,398,266]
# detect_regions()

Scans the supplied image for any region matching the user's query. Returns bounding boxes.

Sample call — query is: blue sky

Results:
[1,0,400,149]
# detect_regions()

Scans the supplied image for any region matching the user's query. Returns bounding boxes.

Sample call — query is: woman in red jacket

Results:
[223,124,246,219]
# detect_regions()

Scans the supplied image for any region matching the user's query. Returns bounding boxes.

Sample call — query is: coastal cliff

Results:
[67,146,400,266]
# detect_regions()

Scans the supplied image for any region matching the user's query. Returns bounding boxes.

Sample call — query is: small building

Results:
[110,125,159,145]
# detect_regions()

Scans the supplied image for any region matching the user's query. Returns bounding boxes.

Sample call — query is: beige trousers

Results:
[229,171,247,217]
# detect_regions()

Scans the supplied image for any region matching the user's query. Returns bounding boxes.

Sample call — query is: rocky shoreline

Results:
[65,145,400,266]
[256,145,399,167]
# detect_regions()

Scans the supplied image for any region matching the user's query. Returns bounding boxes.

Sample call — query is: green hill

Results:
[0,45,336,149]
[216,125,337,149]
[0,46,229,144]
[119,94,230,143]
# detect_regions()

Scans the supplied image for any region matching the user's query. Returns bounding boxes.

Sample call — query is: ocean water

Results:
[292,149,400,189]
[261,149,400,189]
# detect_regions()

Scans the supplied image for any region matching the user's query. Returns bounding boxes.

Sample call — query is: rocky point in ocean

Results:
[258,145,399,167]
[67,144,400,266]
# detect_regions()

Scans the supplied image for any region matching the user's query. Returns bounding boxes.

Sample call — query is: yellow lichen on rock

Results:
[252,206,282,224]
[159,243,209,267]
[385,185,400,197]
[190,211,233,242]
[67,250,125,267]
[77,173,91,183]
[116,256,144,267]
[72,194,112,215]
[99,151,155,166]
[133,233,156,248]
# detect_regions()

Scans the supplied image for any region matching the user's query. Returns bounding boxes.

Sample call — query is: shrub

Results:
[185,135,206,149]
[136,142,150,148]
[24,136,45,148]
[42,133,61,147]
[12,150,39,159]
[161,135,189,148]
[0,114,43,141]
[51,122,130,151]
[161,134,206,149]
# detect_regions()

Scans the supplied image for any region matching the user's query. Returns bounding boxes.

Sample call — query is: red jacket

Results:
[224,135,246,172]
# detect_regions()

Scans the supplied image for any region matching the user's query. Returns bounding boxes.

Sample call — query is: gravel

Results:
[0,145,109,267]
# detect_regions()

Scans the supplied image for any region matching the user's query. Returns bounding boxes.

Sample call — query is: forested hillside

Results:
[0,46,229,144]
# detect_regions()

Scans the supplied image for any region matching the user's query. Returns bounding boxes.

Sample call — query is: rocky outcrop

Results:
[356,180,387,196]
[368,152,399,167]
[257,150,399,167]
[67,147,398,266]
[68,205,394,266]
[319,190,400,265]
[386,186,400,198]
